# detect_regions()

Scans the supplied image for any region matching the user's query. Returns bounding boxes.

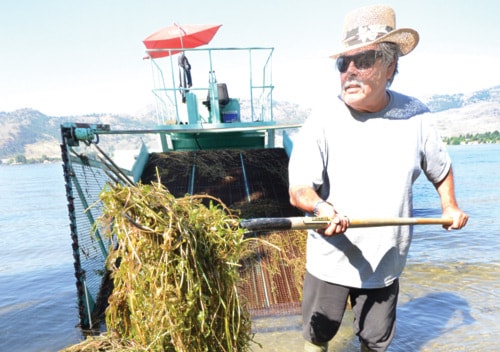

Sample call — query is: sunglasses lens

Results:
[356,51,376,69]
[336,57,348,73]
[336,50,380,72]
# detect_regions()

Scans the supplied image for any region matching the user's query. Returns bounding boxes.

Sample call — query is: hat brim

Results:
[329,28,419,59]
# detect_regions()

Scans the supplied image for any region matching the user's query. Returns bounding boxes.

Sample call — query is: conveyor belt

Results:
[141,148,305,316]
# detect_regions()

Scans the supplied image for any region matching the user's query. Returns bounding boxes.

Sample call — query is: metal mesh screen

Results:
[70,159,111,297]
[238,230,305,317]
[62,143,116,329]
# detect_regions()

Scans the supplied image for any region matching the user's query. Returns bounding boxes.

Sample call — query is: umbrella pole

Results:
[169,54,180,123]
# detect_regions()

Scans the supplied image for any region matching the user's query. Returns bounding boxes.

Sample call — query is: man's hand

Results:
[442,206,468,230]
[314,200,349,236]
[288,186,349,236]
[323,214,350,236]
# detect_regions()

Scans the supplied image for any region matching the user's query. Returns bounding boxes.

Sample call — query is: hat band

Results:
[343,24,393,47]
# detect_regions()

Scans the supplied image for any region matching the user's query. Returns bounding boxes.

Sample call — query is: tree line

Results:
[442,131,500,145]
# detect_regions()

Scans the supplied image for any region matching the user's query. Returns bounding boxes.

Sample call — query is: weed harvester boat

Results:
[60,24,305,330]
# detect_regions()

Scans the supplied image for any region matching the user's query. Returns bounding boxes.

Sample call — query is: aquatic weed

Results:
[64,180,256,351]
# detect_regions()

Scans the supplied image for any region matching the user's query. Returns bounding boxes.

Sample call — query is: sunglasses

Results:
[336,50,383,73]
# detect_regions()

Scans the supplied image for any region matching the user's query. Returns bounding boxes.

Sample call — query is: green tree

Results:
[15,154,27,164]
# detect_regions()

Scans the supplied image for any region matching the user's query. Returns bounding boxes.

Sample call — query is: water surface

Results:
[0,144,498,351]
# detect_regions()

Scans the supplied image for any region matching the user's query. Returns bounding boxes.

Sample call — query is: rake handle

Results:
[240,217,453,232]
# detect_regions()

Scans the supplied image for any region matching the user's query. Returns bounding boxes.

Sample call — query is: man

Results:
[288,5,469,352]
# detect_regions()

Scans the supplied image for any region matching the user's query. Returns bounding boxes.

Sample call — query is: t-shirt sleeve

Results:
[421,118,451,184]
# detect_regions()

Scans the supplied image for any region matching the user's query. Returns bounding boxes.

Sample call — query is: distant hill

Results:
[421,85,499,137]
[0,109,158,161]
[0,85,498,162]
[424,85,500,113]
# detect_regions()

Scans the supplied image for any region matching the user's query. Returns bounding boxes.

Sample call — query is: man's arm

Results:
[289,185,348,235]
[434,166,469,230]
[289,185,323,214]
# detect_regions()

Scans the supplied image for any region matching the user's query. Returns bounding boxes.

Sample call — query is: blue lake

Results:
[0,144,498,351]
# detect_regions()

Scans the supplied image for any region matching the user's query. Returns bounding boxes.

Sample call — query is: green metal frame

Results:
[148,47,274,122]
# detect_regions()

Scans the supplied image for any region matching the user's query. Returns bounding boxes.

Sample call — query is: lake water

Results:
[0,144,498,351]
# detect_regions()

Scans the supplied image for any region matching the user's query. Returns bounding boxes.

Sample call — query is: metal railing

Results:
[146,47,275,126]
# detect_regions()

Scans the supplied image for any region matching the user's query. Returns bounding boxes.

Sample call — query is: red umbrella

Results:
[143,23,222,58]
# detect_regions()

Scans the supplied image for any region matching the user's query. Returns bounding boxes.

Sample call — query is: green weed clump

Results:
[65,180,255,351]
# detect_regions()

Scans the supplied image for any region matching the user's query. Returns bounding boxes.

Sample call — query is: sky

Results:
[1,0,499,116]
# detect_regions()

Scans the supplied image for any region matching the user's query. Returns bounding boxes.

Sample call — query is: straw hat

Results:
[330,4,419,58]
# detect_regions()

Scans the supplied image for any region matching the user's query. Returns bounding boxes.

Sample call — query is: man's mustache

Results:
[342,79,364,91]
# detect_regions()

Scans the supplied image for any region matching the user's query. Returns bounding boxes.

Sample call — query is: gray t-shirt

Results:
[288,91,451,288]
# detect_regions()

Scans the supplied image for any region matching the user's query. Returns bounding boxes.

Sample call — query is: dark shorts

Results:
[302,271,399,352]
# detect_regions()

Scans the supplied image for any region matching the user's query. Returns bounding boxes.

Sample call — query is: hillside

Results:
[427,100,499,137]
[422,85,500,137]
[0,85,498,162]
[0,109,158,161]
[424,85,500,112]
